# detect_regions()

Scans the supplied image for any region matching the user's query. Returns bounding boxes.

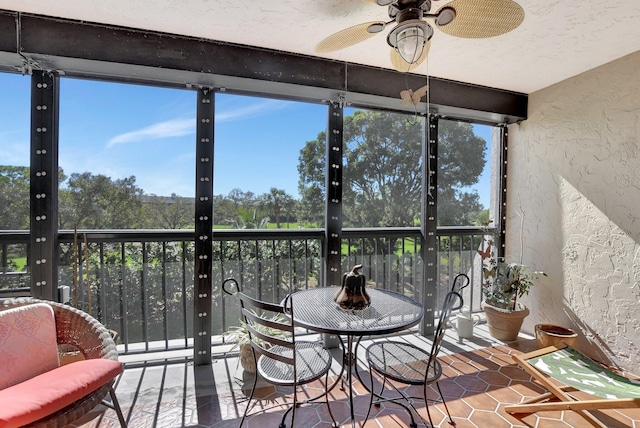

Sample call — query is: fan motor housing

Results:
[388,0,431,19]
[394,7,424,24]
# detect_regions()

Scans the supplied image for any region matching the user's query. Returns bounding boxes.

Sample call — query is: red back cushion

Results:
[0,303,60,389]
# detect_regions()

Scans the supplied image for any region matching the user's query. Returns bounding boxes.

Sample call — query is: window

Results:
[57,79,197,342]
[342,108,423,228]
[0,72,31,290]
[438,120,496,227]
[59,78,196,230]
[0,72,31,231]
[214,93,327,229]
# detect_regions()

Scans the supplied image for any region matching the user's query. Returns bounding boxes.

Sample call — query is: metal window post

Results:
[194,88,214,365]
[325,99,343,289]
[323,99,343,348]
[497,126,509,259]
[420,113,438,335]
[30,70,59,301]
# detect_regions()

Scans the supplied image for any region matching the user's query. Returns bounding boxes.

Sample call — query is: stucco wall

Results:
[507,51,640,369]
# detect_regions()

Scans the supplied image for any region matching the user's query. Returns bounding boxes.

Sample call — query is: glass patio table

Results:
[289,286,424,426]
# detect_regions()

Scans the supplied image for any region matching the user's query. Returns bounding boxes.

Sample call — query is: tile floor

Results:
[73,326,640,428]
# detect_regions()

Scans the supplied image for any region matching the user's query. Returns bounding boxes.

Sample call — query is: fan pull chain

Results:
[402,57,429,126]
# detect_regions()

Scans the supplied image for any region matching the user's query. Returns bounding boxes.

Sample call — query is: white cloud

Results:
[106,99,288,147]
[216,99,288,122]
[107,118,194,147]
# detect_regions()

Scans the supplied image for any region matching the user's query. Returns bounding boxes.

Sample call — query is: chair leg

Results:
[375,371,388,407]
[397,389,421,428]
[324,371,339,427]
[289,386,298,428]
[363,367,376,427]
[435,382,455,426]
[279,403,295,428]
[241,369,259,427]
[421,383,436,428]
[368,368,418,428]
[278,384,299,428]
[107,386,128,428]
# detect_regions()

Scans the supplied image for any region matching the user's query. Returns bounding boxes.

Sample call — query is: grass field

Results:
[214,223,301,230]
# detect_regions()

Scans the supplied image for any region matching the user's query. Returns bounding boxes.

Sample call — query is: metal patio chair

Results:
[364,288,464,428]
[222,278,337,428]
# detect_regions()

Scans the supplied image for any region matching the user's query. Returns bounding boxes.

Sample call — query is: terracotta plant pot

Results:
[239,343,270,373]
[482,301,529,342]
[535,324,578,348]
[239,343,259,373]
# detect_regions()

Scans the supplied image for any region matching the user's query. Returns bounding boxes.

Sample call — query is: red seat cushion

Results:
[0,358,123,428]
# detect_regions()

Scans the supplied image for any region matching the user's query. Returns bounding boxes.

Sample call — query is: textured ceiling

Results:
[1,0,639,94]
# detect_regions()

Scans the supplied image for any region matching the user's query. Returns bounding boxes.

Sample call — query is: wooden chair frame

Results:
[506,343,640,428]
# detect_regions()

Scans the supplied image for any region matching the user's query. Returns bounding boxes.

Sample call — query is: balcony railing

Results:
[0,226,488,355]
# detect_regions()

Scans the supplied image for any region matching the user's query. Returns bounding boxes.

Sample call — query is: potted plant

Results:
[224,312,289,373]
[478,238,545,341]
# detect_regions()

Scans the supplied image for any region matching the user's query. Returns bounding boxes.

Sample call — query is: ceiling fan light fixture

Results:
[387,20,433,64]
[397,26,425,63]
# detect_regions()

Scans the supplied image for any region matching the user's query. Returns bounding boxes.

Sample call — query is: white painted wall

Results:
[507,51,640,369]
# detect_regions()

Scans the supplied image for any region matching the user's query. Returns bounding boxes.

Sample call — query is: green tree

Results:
[297,111,486,227]
[261,187,293,229]
[296,186,323,227]
[474,209,491,227]
[59,172,145,229]
[437,119,486,225]
[281,194,296,227]
[233,207,269,229]
[227,188,256,211]
[214,189,259,227]
[342,110,422,227]
[297,134,325,226]
[0,166,30,229]
[143,194,193,229]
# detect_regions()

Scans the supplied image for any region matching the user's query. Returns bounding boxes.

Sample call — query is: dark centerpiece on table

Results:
[333,264,371,310]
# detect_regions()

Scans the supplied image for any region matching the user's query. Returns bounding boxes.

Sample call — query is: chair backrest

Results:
[450,273,470,294]
[237,293,295,364]
[222,278,295,367]
[427,290,463,369]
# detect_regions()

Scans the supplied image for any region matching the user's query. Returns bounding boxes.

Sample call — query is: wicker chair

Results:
[0,298,127,428]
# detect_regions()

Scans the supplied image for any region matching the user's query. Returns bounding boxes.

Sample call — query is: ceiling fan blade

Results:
[389,41,430,72]
[316,21,385,53]
[360,0,394,4]
[436,0,524,38]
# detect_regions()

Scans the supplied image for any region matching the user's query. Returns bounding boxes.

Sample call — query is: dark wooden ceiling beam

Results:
[0,10,527,123]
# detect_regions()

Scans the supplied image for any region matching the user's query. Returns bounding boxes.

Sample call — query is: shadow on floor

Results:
[75,334,640,428]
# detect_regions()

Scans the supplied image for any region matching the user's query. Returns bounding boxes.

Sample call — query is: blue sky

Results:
[0,72,492,207]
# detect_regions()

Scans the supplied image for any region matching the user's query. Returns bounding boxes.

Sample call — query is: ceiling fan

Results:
[316,0,525,72]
